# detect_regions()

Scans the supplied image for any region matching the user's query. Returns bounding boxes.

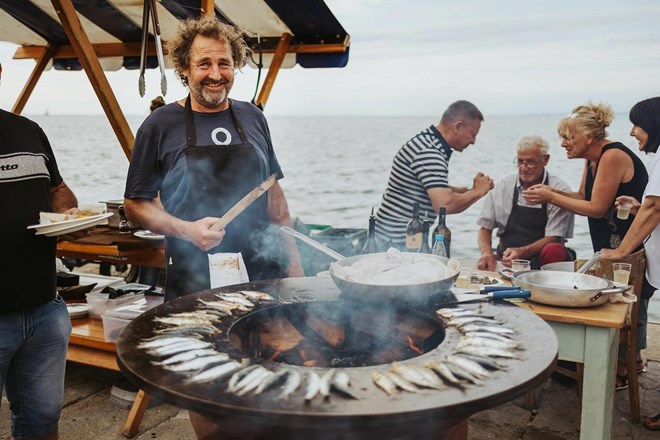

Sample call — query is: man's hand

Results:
[501,247,524,266]
[522,184,554,205]
[183,217,226,252]
[473,172,494,196]
[477,253,497,271]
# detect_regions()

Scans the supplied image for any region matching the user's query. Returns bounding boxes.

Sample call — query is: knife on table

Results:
[438,288,531,306]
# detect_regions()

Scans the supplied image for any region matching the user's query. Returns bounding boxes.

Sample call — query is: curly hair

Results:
[629,97,660,154]
[167,15,250,87]
[558,101,614,141]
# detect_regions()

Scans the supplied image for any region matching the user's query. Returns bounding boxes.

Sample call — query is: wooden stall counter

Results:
[57,226,165,269]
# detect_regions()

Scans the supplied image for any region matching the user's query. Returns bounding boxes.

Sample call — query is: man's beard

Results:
[189,78,232,110]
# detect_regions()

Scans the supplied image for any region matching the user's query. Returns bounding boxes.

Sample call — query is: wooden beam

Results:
[254,33,292,109]
[14,42,164,60]
[200,0,215,17]
[49,0,134,160]
[11,45,54,115]
[13,41,344,61]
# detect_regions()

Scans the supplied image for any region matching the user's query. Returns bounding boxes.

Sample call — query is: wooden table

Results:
[69,317,149,437]
[57,227,165,269]
[516,298,629,440]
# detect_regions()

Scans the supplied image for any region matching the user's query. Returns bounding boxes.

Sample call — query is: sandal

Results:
[615,374,628,391]
[643,412,660,431]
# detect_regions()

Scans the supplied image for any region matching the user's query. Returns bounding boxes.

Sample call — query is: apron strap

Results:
[228,100,248,144]
[184,95,196,148]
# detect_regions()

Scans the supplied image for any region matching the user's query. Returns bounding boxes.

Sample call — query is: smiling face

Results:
[516,146,548,188]
[184,35,235,112]
[630,125,648,151]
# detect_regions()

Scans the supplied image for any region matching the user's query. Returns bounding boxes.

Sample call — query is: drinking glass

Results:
[612,262,632,285]
[511,259,531,271]
[616,202,632,220]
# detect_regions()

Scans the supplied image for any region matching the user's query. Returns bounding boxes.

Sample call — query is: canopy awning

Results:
[0,0,350,71]
[0,0,350,159]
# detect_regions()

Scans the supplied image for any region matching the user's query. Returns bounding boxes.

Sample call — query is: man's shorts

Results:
[0,294,71,438]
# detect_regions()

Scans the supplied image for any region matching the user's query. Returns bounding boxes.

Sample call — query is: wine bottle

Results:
[362,207,381,254]
[432,206,451,257]
[432,234,447,258]
[418,218,432,253]
[405,202,422,251]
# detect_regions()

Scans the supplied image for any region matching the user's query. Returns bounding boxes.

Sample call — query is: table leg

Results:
[122,389,150,438]
[579,326,618,440]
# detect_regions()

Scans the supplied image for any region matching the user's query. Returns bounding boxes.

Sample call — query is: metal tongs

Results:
[138,0,167,97]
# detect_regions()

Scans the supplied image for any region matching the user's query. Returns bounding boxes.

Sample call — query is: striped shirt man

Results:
[375,125,453,246]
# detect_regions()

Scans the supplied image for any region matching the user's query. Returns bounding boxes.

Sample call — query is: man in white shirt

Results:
[477,135,575,270]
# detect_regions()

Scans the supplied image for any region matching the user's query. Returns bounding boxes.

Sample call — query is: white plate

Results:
[33,213,113,237]
[28,212,111,232]
[134,230,165,241]
[67,303,89,319]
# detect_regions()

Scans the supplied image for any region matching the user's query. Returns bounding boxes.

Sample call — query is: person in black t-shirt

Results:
[0,62,79,439]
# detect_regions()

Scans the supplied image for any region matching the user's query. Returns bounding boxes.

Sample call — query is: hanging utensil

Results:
[138,0,150,97]
[149,0,167,96]
[210,174,277,232]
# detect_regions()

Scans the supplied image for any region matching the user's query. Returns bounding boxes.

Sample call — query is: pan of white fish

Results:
[329,249,461,303]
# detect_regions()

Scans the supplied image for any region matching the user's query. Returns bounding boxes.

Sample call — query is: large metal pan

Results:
[510,270,629,307]
[329,253,461,304]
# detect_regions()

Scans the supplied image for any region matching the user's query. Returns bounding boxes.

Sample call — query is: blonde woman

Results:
[523,102,648,252]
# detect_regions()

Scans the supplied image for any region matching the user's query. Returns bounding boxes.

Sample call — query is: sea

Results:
[27,113,659,321]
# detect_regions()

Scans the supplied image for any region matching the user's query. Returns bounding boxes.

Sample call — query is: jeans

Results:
[0,295,71,439]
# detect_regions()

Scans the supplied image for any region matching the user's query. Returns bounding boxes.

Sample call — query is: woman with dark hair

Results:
[601,97,660,431]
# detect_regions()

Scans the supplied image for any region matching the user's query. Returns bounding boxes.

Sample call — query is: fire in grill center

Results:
[228,301,445,368]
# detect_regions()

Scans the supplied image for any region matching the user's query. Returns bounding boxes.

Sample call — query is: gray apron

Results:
[497,175,548,269]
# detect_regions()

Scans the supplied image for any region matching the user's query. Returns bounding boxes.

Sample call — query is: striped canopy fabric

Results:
[0,0,350,71]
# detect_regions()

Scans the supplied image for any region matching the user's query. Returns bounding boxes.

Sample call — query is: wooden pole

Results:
[254,33,292,109]
[201,0,215,17]
[50,0,135,160]
[11,45,54,115]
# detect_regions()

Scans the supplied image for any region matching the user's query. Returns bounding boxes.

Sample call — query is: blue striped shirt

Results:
[375,125,452,244]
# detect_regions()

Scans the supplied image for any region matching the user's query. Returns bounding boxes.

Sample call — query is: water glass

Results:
[455,272,471,288]
[511,259,531,271]
[616,202,632,220]
[612,262,632,285]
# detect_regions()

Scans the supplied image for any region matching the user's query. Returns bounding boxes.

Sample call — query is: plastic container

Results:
[86,291,137,319]
[102,294,164,342]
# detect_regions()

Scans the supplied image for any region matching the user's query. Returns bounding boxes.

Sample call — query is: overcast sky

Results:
[0,0,659,116]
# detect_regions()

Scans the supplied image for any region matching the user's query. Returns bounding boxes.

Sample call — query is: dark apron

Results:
[163,97,285,301]
[497,176,549,269]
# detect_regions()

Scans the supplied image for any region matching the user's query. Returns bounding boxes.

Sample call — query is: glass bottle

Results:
[405,202,422,251]
[432,206,451,257]
[362,207,381,254]
[418,219,432,253]
[432,234,447,258]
